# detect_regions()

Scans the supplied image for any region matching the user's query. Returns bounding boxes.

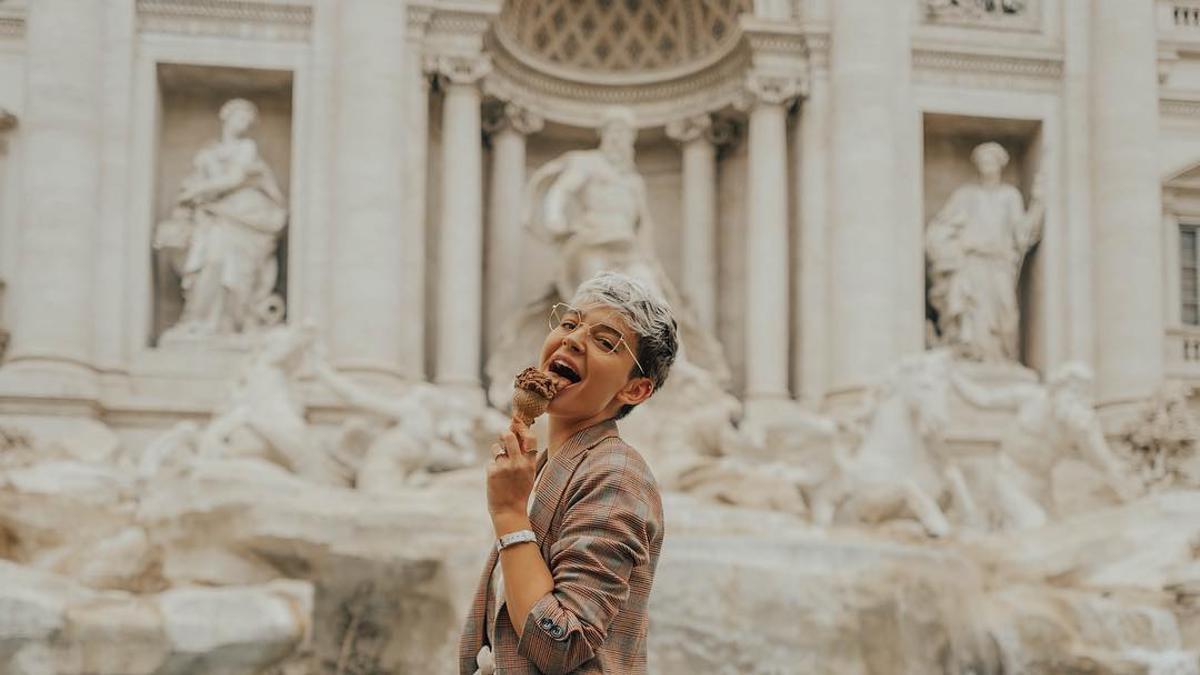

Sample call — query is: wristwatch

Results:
[496,529,537,552]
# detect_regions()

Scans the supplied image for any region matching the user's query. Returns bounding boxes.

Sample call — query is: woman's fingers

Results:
[500,428,522,457]
[510,419,537,454]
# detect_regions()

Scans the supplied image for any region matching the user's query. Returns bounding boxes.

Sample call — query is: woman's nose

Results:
[562,327,586,352]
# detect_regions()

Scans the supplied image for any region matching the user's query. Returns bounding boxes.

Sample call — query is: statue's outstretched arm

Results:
[951,370,1035,409]
[314,360,404,419]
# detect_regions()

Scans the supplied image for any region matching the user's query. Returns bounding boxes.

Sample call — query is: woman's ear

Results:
[616,377,654,407]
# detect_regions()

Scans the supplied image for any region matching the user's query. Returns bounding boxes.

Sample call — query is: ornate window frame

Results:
[1163,164,1200,381]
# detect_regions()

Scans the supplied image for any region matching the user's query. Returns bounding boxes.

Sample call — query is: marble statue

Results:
[1122,381,1200,490]
[809,350,956,537]
[154,98,288,341]
[486,106,730,410]
[313,359,505,491]
[953,361,1138,522]
[193,324,351,486]
[926,142,1045,362]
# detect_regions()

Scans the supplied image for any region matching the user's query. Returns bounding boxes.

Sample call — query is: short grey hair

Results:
[569,271,678,420]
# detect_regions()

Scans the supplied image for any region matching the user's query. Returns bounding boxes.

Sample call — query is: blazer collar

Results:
[530,419,618,545]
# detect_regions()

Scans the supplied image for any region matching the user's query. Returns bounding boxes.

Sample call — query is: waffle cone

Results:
[512,387,551,425]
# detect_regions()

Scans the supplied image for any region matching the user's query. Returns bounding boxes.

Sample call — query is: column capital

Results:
[665,114,711,144]
[428,53,492,88]
[735,71,806,110]
[483,101,544,137]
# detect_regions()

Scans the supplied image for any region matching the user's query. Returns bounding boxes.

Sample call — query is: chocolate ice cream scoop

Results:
[512,367,559,425]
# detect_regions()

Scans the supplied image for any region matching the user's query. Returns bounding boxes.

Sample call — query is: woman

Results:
[460,271,678,674]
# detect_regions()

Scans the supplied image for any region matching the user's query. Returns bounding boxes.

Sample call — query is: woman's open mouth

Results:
[547,358,582,391]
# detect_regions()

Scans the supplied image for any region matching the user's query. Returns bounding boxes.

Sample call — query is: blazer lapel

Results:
[528,419,619,553]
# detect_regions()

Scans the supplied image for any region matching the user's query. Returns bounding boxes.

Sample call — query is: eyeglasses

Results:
[548,303,645,375]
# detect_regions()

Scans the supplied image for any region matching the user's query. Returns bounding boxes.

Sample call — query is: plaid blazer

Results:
[459,419,664,674]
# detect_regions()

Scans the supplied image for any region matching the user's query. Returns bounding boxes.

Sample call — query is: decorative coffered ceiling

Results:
[496,0,751,80]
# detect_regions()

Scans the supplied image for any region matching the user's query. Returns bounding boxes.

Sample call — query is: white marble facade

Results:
[0,0,1199,673]
[0,0,1178,423]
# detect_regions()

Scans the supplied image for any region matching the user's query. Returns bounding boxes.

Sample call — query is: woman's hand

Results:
[486,419,538,533]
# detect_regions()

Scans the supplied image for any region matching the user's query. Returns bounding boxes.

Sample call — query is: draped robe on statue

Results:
[925,182,1040,362]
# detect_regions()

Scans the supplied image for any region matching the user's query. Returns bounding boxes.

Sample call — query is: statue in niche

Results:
[142,324,353,487]
[154,98,288,343]
[926,141,1045,362]
[312,358,506,491]
[486,106,729,409]
[808,350,957,537]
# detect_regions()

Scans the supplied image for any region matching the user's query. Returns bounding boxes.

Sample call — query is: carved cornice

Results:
[0,0,24,40]
[737,16,807,107]
[136,0,312,42]
[428,6,496,38]
[802,29,831,70]
[482,101,544,137]
[406,2,435,42]
[0,16,22,40]
[1162,93,1200,119]
[912,44,1062,89]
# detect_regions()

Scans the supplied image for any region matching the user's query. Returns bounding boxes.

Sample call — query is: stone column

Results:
[1090,0,1163,407]
[433,55,491,392]
[329,0,412,382]
[740,73,803,424]
[666,114,719,335]
[3,0,103,392]
[827,0,905,402]
[484,103,542,356]
[403,5,433,379]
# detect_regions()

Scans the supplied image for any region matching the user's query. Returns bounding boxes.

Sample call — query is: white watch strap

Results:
[496,529,537,552]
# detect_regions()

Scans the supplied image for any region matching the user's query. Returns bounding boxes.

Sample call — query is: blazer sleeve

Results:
[515,443,660,674]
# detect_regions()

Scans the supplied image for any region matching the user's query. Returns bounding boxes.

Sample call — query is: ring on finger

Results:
[492,444,506,459]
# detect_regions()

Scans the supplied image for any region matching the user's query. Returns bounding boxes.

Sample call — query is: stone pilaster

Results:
[329,0,411,382]
[827,0,907,403]
[795,32,831,405]
[1090,0,1164,409]
[2,0,103,399]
